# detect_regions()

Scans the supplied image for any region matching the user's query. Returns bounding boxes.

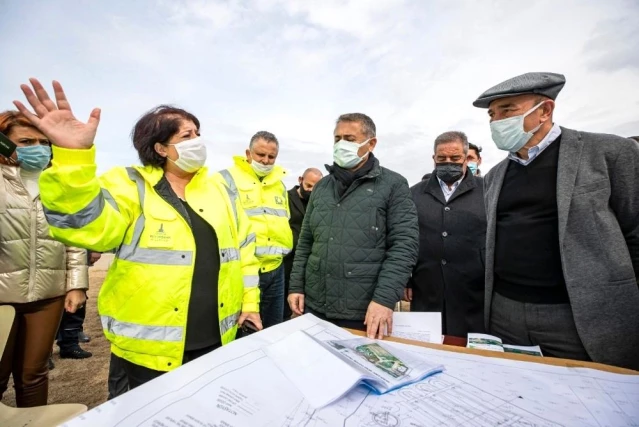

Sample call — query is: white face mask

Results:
[167,137,207,173]
[333,138,370,169]
[251,160,274,177]
[490,101,545,152]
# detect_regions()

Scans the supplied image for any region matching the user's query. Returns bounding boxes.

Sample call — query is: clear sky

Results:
[1,0,637,187]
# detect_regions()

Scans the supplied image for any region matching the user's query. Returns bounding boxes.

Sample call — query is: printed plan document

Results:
[61,314,639,427]
[467,332,544,356]
[390,311,443,344]
[264,331,442,408]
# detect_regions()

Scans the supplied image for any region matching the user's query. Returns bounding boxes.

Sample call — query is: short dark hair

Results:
[250,131,279,149]
[131,105,200,167]
[434,131,469,155]
[336,113,376,138]
[468,142,482,158]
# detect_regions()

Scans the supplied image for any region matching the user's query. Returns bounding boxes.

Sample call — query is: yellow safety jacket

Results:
[214,156,293,273]
[39,146,260,372]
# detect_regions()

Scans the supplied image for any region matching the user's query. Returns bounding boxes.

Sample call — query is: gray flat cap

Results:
[473,72,566,108]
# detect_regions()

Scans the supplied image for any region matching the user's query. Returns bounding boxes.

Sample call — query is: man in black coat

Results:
[405,131,487,337]
[283,167,323,319]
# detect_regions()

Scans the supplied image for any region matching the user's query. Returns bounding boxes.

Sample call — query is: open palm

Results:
[13,78,100,150]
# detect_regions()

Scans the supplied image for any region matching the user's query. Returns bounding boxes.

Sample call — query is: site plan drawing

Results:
[60,314,639,427]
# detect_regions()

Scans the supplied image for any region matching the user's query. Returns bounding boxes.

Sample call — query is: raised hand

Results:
[13,78,101,150]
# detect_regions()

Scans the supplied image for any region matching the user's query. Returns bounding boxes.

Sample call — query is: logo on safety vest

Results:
[274,196,283,205]
[149,223,172,246]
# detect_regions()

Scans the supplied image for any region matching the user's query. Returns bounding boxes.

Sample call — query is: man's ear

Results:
[368,137,378,151]
[541,100,555,121]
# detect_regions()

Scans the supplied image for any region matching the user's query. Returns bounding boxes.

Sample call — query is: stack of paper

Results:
[467,333,543,356]
[391,312,443,344]
[264,330,443,408]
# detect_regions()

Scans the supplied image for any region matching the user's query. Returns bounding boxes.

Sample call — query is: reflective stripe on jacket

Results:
[39,146,260,372]
[214,156,293,273]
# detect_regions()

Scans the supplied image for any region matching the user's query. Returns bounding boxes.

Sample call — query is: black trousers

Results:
[107,352,129,400]
[56,305,86,351]
[118,343,221,390]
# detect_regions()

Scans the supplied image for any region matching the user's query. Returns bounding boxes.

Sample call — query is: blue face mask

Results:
[467,162,478,176]
[490,101,545,152]
[16,145,52,172]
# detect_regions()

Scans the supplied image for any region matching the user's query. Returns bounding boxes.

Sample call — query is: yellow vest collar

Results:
[133,165,210,187]
[232,155,286,183]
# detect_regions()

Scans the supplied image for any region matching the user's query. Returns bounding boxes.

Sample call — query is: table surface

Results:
[344,329,638,375]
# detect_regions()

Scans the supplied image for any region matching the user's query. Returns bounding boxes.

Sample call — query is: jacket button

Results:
[329,237,333,241]
[174,308,178,311]
[327,273,331,277]
[199,209,204,212]
[444,207,451,211]
[336,203,340,207]
[181,255,186,259]
[441,259,447,265]
[347,272,352,275]
[168,362,172,366]
[442,231,448,237]
[220,303,224,308]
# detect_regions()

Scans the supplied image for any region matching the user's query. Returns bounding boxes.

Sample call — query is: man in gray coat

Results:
[288,113,419,339]
[475,72,639,370]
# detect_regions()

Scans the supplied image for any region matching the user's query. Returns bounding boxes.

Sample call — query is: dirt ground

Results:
[1,254,410,409]
[1,255,114,409]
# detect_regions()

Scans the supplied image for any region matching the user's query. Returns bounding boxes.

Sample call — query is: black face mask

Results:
[299,185,311,200]
[434,162,464,184]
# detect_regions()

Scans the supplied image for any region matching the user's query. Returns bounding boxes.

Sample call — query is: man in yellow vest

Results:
[215,131,293,328]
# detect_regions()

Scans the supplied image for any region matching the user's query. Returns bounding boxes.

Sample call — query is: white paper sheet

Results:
[263,329,366,409]
[61,314,639,427]
[391,311,442,344]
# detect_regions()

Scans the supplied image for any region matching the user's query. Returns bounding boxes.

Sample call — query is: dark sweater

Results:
[181,200,221,350]
[494,135,569,304]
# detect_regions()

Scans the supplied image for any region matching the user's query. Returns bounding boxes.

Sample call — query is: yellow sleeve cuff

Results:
[242,302,259,313]
[51,145,96,166]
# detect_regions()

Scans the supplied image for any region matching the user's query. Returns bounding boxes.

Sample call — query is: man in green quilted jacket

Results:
[288,113,419,339]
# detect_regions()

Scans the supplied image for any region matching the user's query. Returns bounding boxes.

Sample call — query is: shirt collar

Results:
[437,175,463,195]
[508,123,561,166]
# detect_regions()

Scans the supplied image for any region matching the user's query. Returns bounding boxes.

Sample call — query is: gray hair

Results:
[336,113,376,139]
[249,130,279,149]
[434,131,469,155]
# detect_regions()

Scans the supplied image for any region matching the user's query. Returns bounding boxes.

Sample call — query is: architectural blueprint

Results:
[61,315,639,427]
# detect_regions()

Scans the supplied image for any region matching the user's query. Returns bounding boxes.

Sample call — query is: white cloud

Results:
[1,0,637,187]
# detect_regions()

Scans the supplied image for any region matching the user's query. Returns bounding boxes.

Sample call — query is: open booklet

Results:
[467,333,544,356]
[264,330,443,409]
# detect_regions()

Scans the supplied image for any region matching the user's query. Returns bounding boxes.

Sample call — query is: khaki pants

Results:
[0,296,65,407]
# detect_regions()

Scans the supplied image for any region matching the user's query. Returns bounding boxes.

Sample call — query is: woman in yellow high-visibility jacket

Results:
[13,78,262,389]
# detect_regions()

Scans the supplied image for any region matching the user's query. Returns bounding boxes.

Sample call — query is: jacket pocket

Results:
[307,254,321,271]
[144,205,181,249]
[573,179,608,195]
[343,262,382,278]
